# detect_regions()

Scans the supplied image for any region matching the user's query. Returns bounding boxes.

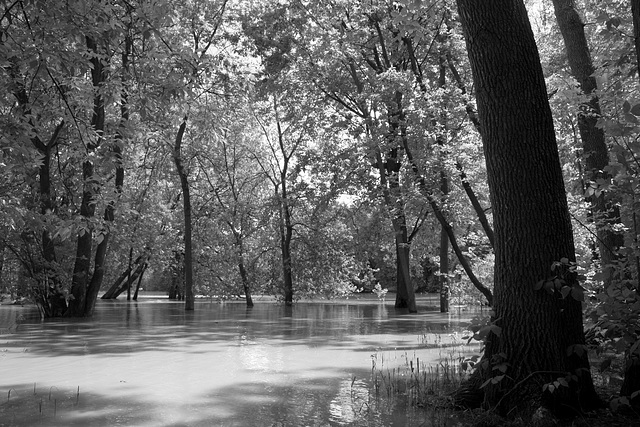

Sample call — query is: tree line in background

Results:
[0,0,639,418]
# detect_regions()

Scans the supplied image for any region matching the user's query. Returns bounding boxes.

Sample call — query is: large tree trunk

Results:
[455,0,599,416]
[172,118,195,311]
[552,0,624,285]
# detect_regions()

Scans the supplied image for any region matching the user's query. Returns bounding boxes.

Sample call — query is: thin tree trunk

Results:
[439,171,450,313]
[443,53,496,248]
[437,51,450,313]
[172,118,194,311]
[66,36,106,317]
[273,114,295,307]
[280,186,294,306]
[456,0,599,414]
[102,266,132,299]
[133,264,146,301]
[456,162,494,248]
[552,0,624,284]
[375,150,417,312]
[107,261,146,300]
[11,70,67,316]
[634,1,640,78]
[85,30,131,316]
[101,252,147,299]
[623,0,640,406]
[238,260,253,307]
[233,235,253,307]
[391,96,493,306]
[403,40,493,301]
[127,247,133,301]
[0,242,4,292]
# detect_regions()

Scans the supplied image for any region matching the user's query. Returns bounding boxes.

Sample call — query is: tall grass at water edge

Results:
[366,329,480,426]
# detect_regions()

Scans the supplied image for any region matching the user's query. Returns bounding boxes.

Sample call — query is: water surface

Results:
[0,297,477,426]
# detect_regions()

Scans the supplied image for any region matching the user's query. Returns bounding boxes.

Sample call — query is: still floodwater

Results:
[0,297,477,426]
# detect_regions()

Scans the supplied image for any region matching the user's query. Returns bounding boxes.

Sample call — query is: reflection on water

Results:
[0,298,479,426]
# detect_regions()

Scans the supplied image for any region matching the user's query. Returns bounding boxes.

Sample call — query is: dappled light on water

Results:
[0,297,480,426]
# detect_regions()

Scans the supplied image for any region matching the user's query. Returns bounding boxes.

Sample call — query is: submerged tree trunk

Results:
[66,36,106,317]
[279,185,294,306]
[85,31,131,316]
[172,118,195,311]
[233,235,253,307]
[103,261,146,300]
[238,260,253,307]
[455,0,599,416]
[101,251,149,299]
[133,265,145,301]
[386,95,417,312]
[394,230,415,311]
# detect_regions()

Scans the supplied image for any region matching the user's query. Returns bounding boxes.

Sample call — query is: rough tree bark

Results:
[455,0,599,416]
[172,117,195,311]
[552,0,623,285]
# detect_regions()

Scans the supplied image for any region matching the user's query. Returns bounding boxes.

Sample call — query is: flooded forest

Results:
[1,0,639,425]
